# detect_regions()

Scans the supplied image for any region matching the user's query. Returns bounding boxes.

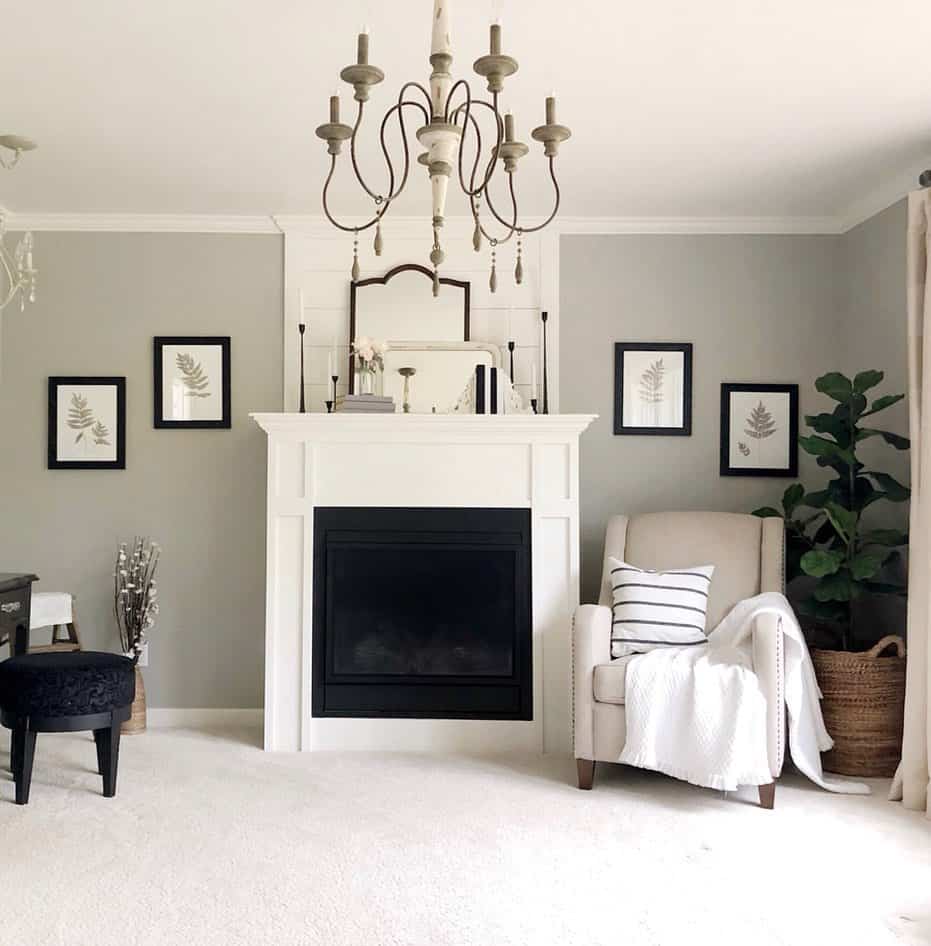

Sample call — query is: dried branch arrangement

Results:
[114,537,160,663]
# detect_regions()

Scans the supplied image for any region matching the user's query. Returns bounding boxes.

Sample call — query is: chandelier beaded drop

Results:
[314,1,570,294]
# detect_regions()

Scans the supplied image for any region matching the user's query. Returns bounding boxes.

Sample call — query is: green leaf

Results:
[816,372,853,403]
[781,483,805,516]
[824,502,857,542]
[805,412,849,444]
[798,435,855,465]
[796,596,848,625]
[814,571,854,602]
[803,488,831,508]
[864,471,911,501]
[857,428,911,450]
[862,393,905,417]
[859,528,908,547]
[849,549,892,580]
[752,506,782,519]
[800,549,844,577]
[853,370,884,393]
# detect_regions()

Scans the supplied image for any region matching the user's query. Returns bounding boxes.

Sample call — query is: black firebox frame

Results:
[312,507,532,720]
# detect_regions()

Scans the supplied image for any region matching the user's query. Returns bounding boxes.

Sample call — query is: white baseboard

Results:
[147,708,263,728]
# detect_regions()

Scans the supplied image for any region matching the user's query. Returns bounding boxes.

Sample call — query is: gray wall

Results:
[0,232,283,708]
[560,233,844,603]
[841,200,909,530]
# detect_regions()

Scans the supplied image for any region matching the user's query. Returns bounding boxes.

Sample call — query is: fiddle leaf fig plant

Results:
[753,370,910,651]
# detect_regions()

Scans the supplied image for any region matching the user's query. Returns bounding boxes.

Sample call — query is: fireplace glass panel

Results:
[329,545,516,677]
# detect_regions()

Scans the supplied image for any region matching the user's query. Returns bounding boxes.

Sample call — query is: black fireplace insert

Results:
[312,507,532,719]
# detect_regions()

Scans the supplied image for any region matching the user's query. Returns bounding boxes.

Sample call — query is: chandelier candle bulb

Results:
[545,96,556,125]
[504,112,514,142]
[329,95,340,123]
[357,31,369,66]
[490,22,501,55]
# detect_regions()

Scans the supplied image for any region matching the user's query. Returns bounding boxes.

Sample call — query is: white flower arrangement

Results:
[113,537,160,664]
[352,335,389,373]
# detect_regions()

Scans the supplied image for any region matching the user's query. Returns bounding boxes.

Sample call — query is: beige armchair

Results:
[572,512,786,808]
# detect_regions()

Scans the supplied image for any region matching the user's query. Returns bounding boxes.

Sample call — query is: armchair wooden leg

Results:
[576,759,595,790]
[758,782,776,810]
[94,719,122,798]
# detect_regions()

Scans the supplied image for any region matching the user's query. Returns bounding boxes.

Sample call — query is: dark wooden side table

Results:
[0,574,38,657]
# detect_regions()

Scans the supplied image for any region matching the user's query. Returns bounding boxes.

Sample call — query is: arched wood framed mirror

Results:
[348,264,470,393]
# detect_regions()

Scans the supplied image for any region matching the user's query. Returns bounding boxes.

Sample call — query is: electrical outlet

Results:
[138,643,149,668]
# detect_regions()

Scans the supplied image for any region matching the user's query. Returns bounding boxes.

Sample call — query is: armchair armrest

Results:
[752,611,786,777]
[572,604,612,760]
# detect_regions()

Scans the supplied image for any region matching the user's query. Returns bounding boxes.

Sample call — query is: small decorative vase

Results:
[358,361,384,396]
[122,665,147,735]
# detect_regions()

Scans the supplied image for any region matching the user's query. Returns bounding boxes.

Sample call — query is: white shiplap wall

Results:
[279,216,559,413]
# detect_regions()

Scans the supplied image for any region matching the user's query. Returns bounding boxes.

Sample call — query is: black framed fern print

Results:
[48,376,126,470]
[613,342,693,436]
[154,336,231,429]
[720,382,798,477]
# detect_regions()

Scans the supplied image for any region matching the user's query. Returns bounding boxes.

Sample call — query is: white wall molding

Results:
[835,165,927,234]
[0,211,858,236]
[148,708,263,728]
[3,213,281,234]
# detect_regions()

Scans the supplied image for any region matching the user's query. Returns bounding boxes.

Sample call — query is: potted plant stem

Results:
[753,371,908,776]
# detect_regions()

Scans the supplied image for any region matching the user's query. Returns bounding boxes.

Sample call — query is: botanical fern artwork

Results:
[67,393,96,442]
[91,420,111,446]
[744,400,777,440]
[176,352,211,398]
[638,358,665,404]
[50,378,124,469]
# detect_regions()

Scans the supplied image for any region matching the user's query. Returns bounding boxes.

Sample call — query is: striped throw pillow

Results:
[608,558,715,658]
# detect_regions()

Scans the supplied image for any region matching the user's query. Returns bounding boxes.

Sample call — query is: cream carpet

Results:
[1,726,929,946]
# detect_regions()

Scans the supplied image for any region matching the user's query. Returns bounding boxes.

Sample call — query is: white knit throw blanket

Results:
[619,592,870,794]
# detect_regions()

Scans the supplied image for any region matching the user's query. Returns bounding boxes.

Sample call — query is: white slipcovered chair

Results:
[572,512,786,808]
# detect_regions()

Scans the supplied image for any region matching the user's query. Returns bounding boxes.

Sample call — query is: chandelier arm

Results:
[349,102,387,202]
[451,98,504,198]
[0,249,17,310]
[479,164,520,240]
[450,103,486,199]
[378,98,432,202]
[399,81,434,115]
[321,154,382,234]
[510,156,561,234]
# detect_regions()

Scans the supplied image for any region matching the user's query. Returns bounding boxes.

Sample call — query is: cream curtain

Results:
[891,189,931,814]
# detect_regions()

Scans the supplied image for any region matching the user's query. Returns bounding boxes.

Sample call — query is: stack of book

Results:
[335,394,396,414]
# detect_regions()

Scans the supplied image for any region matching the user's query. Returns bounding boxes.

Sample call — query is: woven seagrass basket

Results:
[811,635,906,778]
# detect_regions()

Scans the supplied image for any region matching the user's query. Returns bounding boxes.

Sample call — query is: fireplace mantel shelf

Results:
[251,412,597,439]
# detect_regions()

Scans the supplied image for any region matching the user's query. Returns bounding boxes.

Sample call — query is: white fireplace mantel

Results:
[252,412,596,754]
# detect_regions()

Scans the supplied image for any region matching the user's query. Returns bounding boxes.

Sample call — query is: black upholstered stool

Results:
[0,652,135,805]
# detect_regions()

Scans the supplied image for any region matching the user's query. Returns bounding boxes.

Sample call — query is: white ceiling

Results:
[1,0,928,223]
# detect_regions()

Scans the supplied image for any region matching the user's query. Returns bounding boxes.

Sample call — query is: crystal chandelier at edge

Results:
[315,0,571,294]
[0,135,38,314]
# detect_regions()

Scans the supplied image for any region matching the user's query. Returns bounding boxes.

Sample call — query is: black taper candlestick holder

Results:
[508,340,516,383]
[298,323,306,413]
[530,398,538,414]
[540,311,549,414]
[331,374,339,410]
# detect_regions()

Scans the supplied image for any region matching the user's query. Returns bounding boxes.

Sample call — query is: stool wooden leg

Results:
[94,720,121,798]
[14,729,36,805]
[10,722,23,775]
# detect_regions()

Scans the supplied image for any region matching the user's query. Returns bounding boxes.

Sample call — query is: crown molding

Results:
[835,166,926,234]
[2,213,281,234]
[556,215,843,235]
[275,213,844,237]
[0,210,855,236]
